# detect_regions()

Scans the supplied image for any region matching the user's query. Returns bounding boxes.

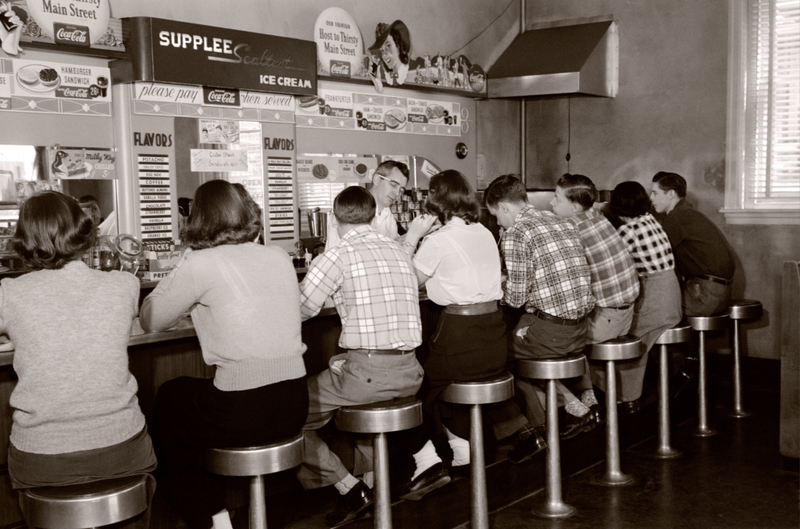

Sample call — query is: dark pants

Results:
[153,376,308,529]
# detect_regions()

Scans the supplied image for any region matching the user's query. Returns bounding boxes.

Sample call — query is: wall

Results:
[521,0,799,360]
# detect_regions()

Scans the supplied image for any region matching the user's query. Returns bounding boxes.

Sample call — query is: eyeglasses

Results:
[376,173,406,194]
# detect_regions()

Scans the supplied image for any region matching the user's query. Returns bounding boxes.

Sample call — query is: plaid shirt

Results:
[567,208,640,308]
[300,224,422,351]
[617,213,675,275]
[500,205,594,320]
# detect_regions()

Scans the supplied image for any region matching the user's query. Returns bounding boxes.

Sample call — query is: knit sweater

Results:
[140,243,307,391]
[2,261,146,455]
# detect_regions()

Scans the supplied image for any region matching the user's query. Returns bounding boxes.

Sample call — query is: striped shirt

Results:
[300,224,422,351]
[500,205,594,320]
[566,208,639,308]
[617,213,675,275]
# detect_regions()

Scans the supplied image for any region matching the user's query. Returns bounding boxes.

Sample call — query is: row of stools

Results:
[18,300,762,529]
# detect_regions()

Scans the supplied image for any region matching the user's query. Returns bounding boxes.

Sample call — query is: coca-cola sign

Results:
[203,87,241,107]
[329,60,351,78]
[54,23,90,47]
[56,86,91,99]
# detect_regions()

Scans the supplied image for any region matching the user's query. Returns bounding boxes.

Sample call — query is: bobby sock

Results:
[411,440,442,481]
[444,427,470,467]
[334,473,360,495]
[362,471,374,489]
[564,400,590,417]
[211,509,234,529]
[581,389,599,408]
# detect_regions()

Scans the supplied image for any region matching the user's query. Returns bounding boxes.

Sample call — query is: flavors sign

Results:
[25,0,110,44]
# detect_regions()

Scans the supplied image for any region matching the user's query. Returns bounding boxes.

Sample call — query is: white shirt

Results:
[325,206,398,250]
[413,217,503,306]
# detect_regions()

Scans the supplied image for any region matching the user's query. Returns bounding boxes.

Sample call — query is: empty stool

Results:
[728,300,763,418]
[653,325,692,459]
[336,397,422,529]
[19,474,152,529]
[204,433,303,529]
[589,335,643,485]
[686,313,730,437]
[517,353,586,518]
[439,372,515,529]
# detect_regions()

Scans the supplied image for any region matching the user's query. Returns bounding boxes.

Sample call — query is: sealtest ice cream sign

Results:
[26,0,110,46]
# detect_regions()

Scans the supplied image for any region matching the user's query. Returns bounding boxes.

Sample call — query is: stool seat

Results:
[440,372,514,405]
[517,353,586,380]
[336,396,422,434]
[728,299,763,320]
[204,433,303,477]
[686,313,729,332]
[589,334,642,361]
[20,474,150,529]
[655,325,693,345]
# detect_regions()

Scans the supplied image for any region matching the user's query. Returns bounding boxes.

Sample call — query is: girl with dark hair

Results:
[3,191,156,528]
[607,181,682,403]
[140,180,308,529]
[368,20,412,92]
[397,170,506,500]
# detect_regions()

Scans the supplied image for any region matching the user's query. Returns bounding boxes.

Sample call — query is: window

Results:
[724,0,800,224]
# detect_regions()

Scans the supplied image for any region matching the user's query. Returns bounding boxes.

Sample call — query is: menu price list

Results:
[138,154,173,241]
[267,156,295,241]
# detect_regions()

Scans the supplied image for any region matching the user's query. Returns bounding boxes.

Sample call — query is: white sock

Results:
[411,440,442,481]
[362,471,374,489]
[448,437,470,467]
[565,400,590,417]
[334,473,360,495]
[211,509,234,529]
[581,389,599,408]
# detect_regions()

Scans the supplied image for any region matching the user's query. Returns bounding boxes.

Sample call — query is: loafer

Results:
[325,480,373,527]
[618,398,642,415]
[560,411,597,440]
[589,404,603,424]
[508,428,547,465]
[399,462,451,501]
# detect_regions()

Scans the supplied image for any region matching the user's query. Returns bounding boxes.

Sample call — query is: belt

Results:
[531,309,586,326]
[354,349,415,356]
[695,274,732,286]
[444,300,498,316]
[602,304,632,311]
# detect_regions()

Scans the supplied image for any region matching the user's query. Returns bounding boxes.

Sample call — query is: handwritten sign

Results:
[190,149,249,172]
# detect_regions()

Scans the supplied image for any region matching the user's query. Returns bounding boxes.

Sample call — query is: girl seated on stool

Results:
[140,180,308,529]
[3,191,156,529]
[398,170,508,500]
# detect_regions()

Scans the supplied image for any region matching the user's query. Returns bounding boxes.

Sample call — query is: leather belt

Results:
[695,274,732,286]
[355,349,415,356]
[602,304,632,311]
[531,308,586,326]
[444,300,498,316]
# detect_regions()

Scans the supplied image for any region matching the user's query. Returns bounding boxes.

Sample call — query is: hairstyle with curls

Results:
[609,181,652,218]
[389,29,410,64]
[13,191,95,270]
[180,180,262,250]
[652,171,687,198]
[424,170,479,224]
[334,186,376,225]
[483,174,528,209]
[556,173,597,210]
[375,159,410,182]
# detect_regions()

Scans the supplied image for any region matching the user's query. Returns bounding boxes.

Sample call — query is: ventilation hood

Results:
[488,20,618,98]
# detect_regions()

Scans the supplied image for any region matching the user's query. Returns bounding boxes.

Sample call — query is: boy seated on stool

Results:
[297,186,424,528]
[550,174,641,413]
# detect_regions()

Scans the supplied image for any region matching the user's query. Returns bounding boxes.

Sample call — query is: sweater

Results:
[140,243,307,391]
[1,261,146,455]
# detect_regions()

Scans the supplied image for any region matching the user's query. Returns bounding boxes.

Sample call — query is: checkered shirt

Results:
[300,224,422,351]
[500,205,595,320]
[617,213,675,275]
[567,208,640,308]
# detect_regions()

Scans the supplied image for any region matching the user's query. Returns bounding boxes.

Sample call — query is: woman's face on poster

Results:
[380,36,400,70]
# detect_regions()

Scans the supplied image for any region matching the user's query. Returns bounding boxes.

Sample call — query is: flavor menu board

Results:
[138,154,173,241]
[266,156,295,240]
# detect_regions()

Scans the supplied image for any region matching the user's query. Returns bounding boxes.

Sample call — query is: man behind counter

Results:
[650,172,735,316]
[325,160,409,250]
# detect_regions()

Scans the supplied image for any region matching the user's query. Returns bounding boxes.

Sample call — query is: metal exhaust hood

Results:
[488,20,618,98]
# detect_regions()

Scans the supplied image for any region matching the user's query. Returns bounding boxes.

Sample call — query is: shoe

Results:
[589,404,603,424]
[325,480,374,527]
[618,399,642,415]
[398,462,451,501]
[560,411,597,440]
[508,429,547,465]
[671,370,694,399]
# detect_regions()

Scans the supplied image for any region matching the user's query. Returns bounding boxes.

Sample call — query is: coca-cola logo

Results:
[53,23,90,47]
[203,87,240,107]
[330,60,351,78]
[56,86,91,99]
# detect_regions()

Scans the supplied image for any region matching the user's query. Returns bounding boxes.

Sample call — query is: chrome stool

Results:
[336,397,422,529]
[204,433,303,529]
[686,313,730,437]
[517,353,586,518]
[19,474,152,529]
[653,325,692,458]
[439,372,515,529]
[589,335,643,485]
[728,300,763,418]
